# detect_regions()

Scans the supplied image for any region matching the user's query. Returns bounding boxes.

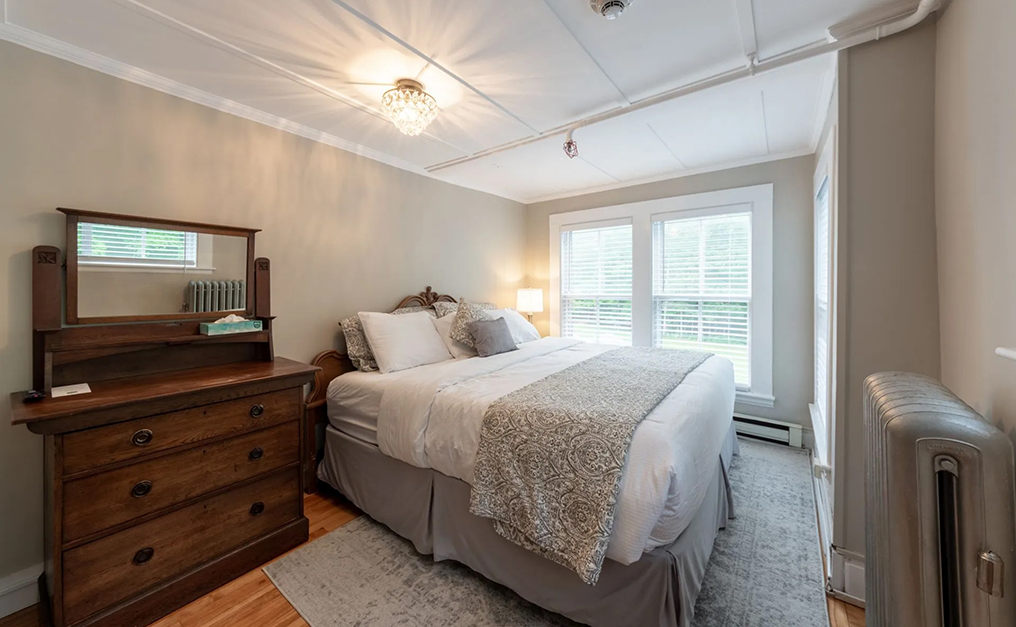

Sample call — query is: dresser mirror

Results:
[62,208,257,324]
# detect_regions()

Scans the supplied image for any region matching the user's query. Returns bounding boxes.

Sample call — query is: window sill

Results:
[79,262,215,275]
[735,391,776,408]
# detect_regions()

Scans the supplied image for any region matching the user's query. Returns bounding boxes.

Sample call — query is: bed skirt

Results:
[317,424,739,627]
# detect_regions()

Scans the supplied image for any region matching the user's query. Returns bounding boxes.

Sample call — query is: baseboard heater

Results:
[733,413,803,447]
[865,372,1015,626]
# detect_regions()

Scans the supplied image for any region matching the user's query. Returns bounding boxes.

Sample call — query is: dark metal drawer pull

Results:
[132,547,154,565]
[249,447,264,462]
[249,502,265,517]
[249,404,265,418]
[131,429,153,447]
[131,480,152,498]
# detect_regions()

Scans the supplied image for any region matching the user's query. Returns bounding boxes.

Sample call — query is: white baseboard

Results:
[0,563,42,618]
[830,547,865,606]
[733,413,806,448]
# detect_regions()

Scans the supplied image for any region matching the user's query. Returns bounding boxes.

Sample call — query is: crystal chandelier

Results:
[381,79,438,136]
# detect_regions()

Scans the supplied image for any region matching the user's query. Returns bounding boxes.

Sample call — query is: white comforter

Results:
[328,337,735,565]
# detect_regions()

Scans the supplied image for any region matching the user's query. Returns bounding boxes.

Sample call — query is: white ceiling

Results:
[0,0,900,202]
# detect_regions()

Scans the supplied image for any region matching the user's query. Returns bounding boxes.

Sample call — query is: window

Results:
[560,222,633,345]
[653,212,752,387]
[814,178,831,428]
[550,185,773,406]
[78,222,198,268]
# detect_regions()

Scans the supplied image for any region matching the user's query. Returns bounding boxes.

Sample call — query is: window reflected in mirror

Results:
[75,221,249,320]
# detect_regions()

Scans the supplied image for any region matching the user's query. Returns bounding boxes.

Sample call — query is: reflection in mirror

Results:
[76,221,249,319]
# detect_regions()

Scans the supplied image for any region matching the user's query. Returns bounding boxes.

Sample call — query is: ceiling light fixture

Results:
[381,79,438,136]
[563,128,580,159]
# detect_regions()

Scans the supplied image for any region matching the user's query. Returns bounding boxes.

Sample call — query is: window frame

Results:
[651,206,754,388]
[549,184,774,406]
[559,218,634,346]
[811,131,837,469]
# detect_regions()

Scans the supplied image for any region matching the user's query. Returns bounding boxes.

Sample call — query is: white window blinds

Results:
[78,223,197,267]
[560,223,633,346]
[652,212,752,386]
[814,178,832,427]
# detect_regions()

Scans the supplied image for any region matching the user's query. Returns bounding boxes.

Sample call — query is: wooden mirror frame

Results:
[61,208,260,325]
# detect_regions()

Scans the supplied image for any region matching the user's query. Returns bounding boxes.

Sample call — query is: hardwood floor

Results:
[828,597,866,627]
[2,489,863,627]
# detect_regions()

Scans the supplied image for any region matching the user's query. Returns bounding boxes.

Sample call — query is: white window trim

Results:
[549,184,774,404]
[811,128,837,468]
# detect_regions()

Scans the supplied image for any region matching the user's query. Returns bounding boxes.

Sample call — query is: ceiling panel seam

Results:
[759,91,771,153]
[578,157,623,183]
[326,0,542,136]
[113,0,472,155]
[733,0,758,59]
[538,0,632,106]
[645,122,687,169]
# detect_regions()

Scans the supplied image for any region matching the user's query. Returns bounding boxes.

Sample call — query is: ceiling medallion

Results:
[381,79,438,136]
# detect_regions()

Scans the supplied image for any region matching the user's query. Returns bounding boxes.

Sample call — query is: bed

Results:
[304,287,739,627]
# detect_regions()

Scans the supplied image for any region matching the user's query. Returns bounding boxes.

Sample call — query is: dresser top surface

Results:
[10,357,318,426]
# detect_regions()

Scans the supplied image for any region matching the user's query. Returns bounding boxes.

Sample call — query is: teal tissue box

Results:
[199,320,263,336]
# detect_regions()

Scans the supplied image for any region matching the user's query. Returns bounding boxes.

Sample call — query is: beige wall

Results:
[0,41,524,583]
[834,20,941,556]
[936,0,1016,438]
[526,156,816,427]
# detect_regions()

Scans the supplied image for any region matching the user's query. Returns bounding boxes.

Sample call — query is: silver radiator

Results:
[186,279,246,313]
[865,372,1015,626]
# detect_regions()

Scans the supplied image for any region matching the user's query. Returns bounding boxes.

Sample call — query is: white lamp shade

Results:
[516,288,544,314]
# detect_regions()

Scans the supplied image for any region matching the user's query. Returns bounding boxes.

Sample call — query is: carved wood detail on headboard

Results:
[302,287,458,493]
[394,286,457,310]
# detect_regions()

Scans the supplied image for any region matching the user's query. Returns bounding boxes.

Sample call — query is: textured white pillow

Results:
[432,313,477,359]
[490,308,541,344]
[359,311,452,374]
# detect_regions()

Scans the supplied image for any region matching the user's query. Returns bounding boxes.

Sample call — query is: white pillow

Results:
[490,308,541,344]
[358,311,452,374]
[432,312,478,359]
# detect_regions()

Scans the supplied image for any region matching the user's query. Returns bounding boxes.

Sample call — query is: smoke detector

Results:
[590,0,633,19]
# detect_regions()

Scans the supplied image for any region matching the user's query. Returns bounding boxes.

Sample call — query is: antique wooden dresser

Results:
[10,209,318,627]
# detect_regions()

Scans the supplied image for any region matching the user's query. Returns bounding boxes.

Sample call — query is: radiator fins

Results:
[186,280,246,313]
[864,372,1015,626]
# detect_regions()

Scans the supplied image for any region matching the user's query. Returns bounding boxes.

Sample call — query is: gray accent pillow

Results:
[341,306,436,372]
[449,300,495,348]
[434,300,495,318]
[468,317,518,357]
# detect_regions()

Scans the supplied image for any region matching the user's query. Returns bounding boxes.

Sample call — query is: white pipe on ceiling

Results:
[426,0,940,173]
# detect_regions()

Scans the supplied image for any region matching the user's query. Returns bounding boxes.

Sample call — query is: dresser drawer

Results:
[62,468,300,626]
[63,422,298,542]
[62,388,301,476]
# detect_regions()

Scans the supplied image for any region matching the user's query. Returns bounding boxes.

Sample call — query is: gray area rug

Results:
[265,439,828,627]
[692,439,829,627]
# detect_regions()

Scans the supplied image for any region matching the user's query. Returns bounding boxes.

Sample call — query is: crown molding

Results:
[524,147,815,205]
[0,21,536,200]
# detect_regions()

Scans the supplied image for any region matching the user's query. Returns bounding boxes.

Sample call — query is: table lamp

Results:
[516,288,543,323]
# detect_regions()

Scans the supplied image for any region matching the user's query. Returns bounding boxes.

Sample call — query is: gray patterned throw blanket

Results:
[468,347,712,585]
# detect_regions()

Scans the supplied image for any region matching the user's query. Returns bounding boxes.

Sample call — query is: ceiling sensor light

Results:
[381,79,438,136]
[590,0,633,19]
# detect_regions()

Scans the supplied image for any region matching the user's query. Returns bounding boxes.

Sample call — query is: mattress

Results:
[326,337,735,565]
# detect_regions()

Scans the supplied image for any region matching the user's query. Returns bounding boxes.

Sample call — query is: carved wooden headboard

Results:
[303,287,456,491]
